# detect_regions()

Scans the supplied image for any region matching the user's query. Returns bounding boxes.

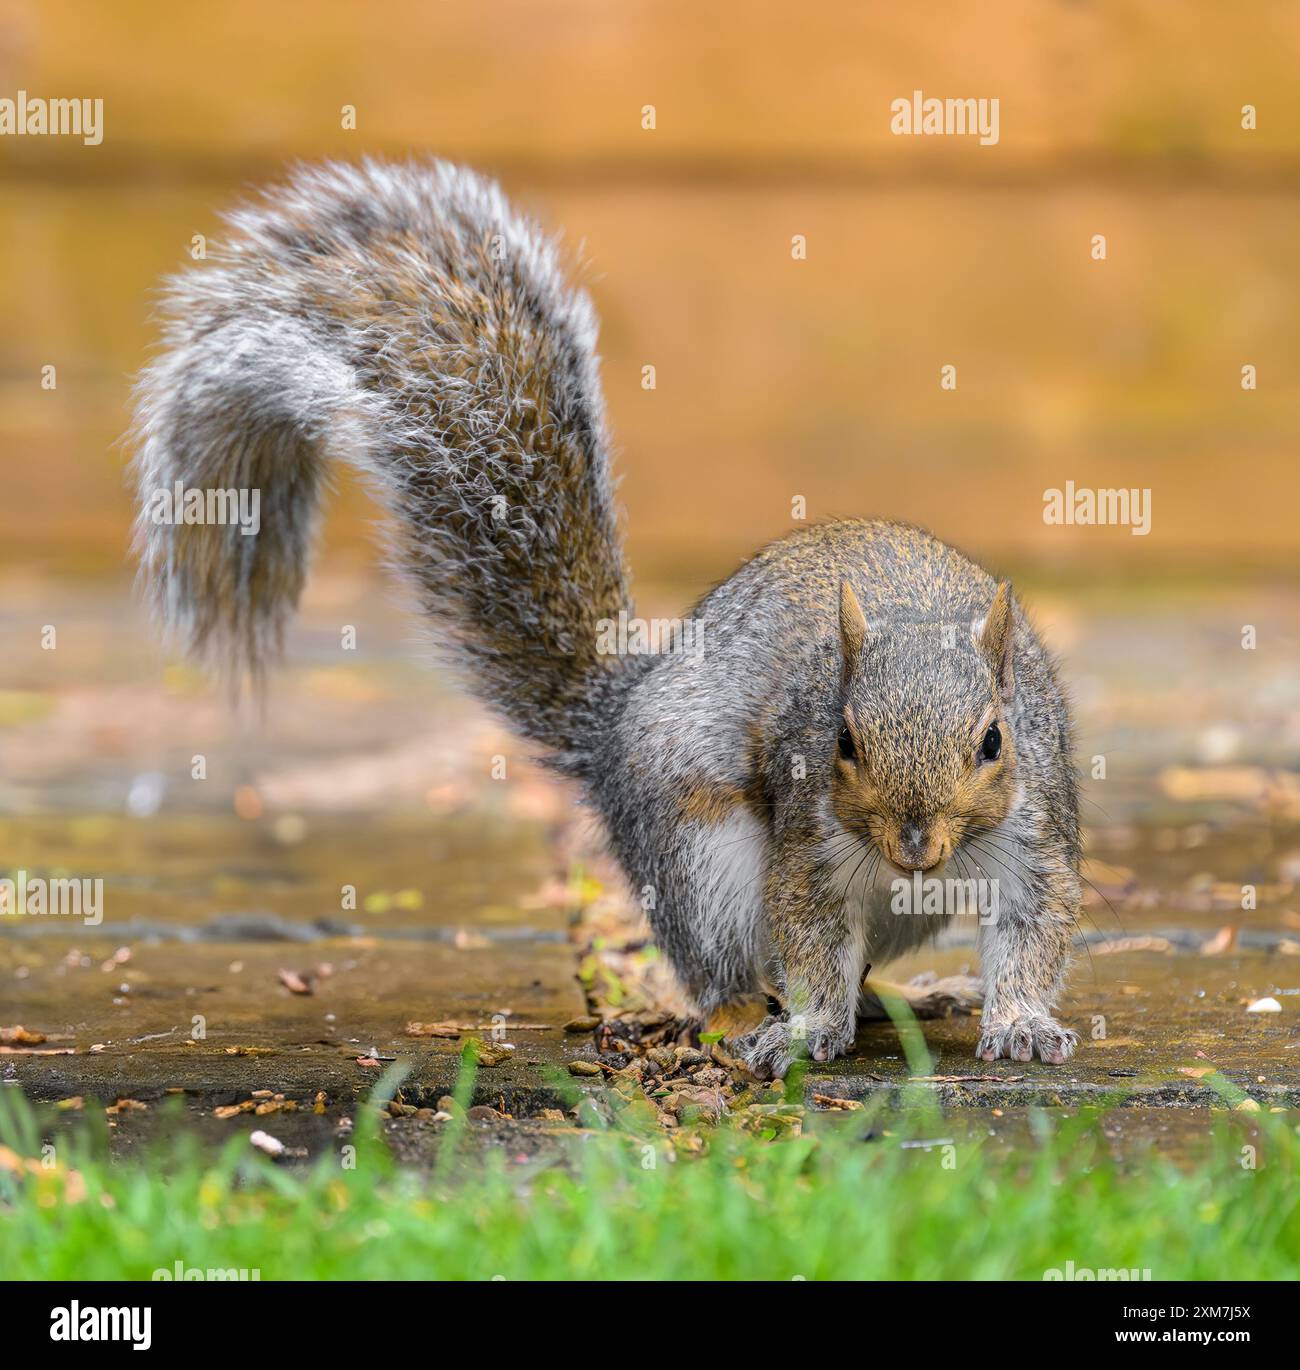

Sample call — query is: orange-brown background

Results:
[1,0,1298,598]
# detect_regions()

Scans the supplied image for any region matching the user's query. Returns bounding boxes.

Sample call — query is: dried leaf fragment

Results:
[462,1037,514,1066]
[404,1021,462,1038]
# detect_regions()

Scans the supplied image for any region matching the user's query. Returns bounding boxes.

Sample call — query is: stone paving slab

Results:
[808,946,1300,1107]
[4,937,1297,1120]
[0,933,588,1117]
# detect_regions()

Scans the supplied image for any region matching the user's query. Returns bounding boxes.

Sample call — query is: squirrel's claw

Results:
[733,1014,854,1080]
[977,1015,1077,1066]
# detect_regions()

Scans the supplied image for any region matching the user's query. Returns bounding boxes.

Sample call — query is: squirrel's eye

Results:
[980,722,1002,763]
[838,726,856,762]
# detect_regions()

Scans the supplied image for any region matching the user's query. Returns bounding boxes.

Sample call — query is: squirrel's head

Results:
[829,580,1018,873]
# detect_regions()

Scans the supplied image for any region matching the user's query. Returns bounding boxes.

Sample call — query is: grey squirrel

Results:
[131,159,1080,1078]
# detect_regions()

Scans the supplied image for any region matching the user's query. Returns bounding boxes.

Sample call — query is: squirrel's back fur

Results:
[132,158,630,773]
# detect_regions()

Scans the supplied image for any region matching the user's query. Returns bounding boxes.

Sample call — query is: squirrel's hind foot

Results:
[976,1015,1077,1066]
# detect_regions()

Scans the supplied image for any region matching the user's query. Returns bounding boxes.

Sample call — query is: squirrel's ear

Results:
[839,581,868,679]
[975,581,1016,702]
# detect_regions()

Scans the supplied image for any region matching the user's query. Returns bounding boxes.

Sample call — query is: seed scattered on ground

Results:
[1200,925,1239,956]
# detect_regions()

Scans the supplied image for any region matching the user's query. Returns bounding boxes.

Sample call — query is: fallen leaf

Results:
[463,1037,514,1067]
[1179,1066,1216,1079]
[811,1094,864,1110]
[0,1144,86,1203]
[1159,766,1300,816]
[1093,937,1173,955]
[224,1045,274,1057]
[0,1025,45,1045]
[404,1021,462,1038]
[105,1099,148,1115]
[405,1019,551,1037]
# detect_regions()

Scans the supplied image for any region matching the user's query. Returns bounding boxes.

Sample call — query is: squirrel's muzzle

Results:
[886,820,949,873]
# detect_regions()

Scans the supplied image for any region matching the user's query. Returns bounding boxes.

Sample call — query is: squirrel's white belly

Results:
[685,809,770,983]
[845,868,952,966]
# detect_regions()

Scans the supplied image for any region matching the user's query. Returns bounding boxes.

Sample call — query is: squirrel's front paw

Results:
[977,1015,1077,1065]
[732,1014,853,1081]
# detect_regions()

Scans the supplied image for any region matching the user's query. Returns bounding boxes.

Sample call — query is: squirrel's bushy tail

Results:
[132,159,631,773]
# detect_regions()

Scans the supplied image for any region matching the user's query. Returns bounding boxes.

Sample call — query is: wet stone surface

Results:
[813,947,1299,1109]
[1,581,1299,1162]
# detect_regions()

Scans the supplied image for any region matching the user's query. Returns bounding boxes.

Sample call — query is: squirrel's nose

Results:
[895,822,944,872]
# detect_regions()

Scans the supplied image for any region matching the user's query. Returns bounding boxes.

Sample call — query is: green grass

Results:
[2,1063,1297,1281]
